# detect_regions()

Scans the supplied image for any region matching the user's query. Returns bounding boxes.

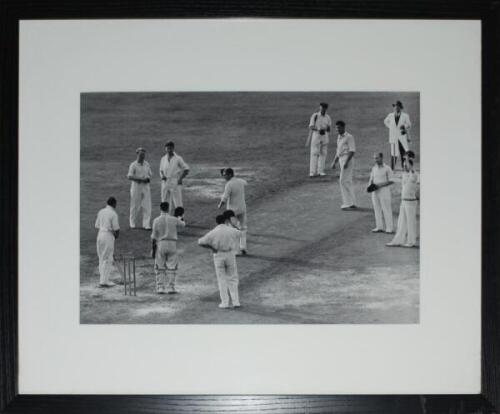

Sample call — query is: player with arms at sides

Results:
[127,147,153,230]
[384,100,412,170]
[306,102,332,177]
[95,196,120,288]
[367,152,395,234]
[198,214,241,309]
[330,120,357,210]
[387,151,420,248]
[218,168,248,255]
[150,201,186,294]
[159,141,189,215]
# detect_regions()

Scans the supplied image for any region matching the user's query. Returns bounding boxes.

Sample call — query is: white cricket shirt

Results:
[95,205,120,232]
[370,163,394,185]
[336,132,356,158]
[159,153,189,180]
[127,160,153,180]
[401,171,420,199]
[151,212,185,241]
[198,224,240,252]
[309,112,332,138]
[221,177,247,215]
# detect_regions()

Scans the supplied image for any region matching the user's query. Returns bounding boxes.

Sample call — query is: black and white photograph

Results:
[17,17,483,399]
[80,91,420,324]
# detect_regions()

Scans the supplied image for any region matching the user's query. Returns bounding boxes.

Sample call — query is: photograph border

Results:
[1,1,498,413]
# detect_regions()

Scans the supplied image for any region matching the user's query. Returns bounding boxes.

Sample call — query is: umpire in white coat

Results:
[384,100,411,170]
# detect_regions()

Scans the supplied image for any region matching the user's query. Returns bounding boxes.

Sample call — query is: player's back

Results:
[225,178,247,214]
[152,214,185,241]
[95,206,118,231]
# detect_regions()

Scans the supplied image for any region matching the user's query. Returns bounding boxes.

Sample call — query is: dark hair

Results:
[107,197,117,207]
[223,210,235,220]
[320,102,329,109]
[335,120,346,127]
[165,141,175,147]
[377,152,384,158]
[160,201,170,212]
[216,214,226,224]
[174,206,184,217]
[224,168,234,177]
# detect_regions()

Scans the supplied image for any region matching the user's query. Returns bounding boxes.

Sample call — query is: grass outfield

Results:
[80,92,420,324]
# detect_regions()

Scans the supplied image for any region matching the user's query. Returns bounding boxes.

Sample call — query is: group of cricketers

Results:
[307,100,419,248]
[94,99,419,310]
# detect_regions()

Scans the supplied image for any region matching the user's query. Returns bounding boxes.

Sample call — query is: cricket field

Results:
[80,92,420,324]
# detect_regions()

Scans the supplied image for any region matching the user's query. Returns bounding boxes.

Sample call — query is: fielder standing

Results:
[384,100,412,170]
[387,153,420,247]
[95,197,120,287]
[151,201,186,294]
[127,147,153,229]
[159,141,189,215]
[367,153,394,233]
[306,102,332,177]
[198,214,241,309]
[218,168,248,255]
[331,121,357,210]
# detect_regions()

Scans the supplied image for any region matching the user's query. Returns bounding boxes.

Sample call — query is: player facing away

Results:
[95,197,120,288]
[218,168,248,255]
[159,141,189,215]
[150,201,186,294]
[387,152,420,248]
[367,152,395,233]
[384,100,412,170]
[306,102,332,177]
[331,120,357,210]
[198,214,241,309]
[127,147,153,229]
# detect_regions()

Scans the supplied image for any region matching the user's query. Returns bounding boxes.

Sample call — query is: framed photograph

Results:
[1,1,498,413]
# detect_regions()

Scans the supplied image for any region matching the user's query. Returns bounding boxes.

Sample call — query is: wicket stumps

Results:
[120,256,137,296]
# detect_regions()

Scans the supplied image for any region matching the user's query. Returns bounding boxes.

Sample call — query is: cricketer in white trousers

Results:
[369,162,395,232]
[389,170,420,246]
[95,204,119,286]
[159,151,189,214]
[308,111,332,176]
[96,231,115,285]
[130,182,151,228]
[221,177,248,251]
[372,187,393,232]
[213,251,240,307]
[339,156,356,207]
[198,223,241,307]
[310,134,329,176]
[155,240,179,293]
[391,200,418,246]
[128,159,153,229]
[161,178,183,213]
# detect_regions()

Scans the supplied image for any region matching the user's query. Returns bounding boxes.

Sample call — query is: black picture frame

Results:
[1,1,498,413]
